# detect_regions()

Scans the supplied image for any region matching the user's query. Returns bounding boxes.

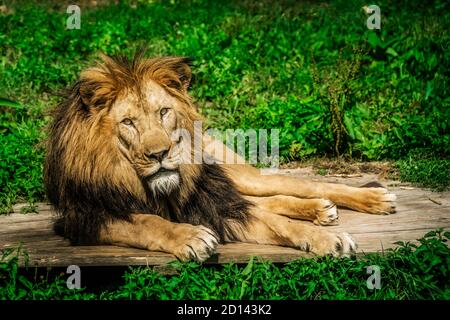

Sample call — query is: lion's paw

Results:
[171,224,218,262]
[313,200,339,226]
[359,184,397,215]
[310,232,357,258]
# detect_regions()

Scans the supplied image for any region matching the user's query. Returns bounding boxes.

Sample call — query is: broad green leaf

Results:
[386,47,398,57]
[0,98,22,108]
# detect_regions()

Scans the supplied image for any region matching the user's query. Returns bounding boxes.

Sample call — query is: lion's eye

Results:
[160,108,169,117]
[122,118,133,126]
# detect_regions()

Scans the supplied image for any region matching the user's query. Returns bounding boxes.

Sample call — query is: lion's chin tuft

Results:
[148,171,180,195]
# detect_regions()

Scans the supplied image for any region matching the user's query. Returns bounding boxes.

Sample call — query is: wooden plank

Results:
[4,243,311,267]
[1,173,449,267]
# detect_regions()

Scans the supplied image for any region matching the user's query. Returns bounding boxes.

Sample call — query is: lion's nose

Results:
[145,149,169,162]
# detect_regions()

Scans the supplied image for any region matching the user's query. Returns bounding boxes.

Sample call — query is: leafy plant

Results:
[310,47,364,156]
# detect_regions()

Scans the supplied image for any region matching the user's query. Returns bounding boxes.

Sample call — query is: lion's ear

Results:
[173,57,192,92]
[78,68,117,109]
[149,57,192,92]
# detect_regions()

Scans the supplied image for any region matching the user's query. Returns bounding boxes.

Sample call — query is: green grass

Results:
[1,0,449,212]
[397,149,450,191]
[1,230,449,300]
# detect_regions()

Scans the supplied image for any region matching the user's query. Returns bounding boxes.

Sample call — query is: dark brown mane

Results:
[44,53,250,245]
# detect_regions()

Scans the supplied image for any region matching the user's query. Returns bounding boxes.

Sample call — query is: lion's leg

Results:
[204,134,395,214]
[224,164,396,215]
[245,195,339,226]
[230,207,356,257]
[99,214,218,262]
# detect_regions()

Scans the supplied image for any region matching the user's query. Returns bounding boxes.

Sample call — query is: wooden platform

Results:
[1,170,449,267]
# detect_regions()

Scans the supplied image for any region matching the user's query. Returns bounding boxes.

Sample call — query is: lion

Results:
[44,53,396,262]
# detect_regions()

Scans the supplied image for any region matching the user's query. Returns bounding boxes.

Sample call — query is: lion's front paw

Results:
[170,224,218,262]
[310,232,357,258]
[313,200,339,226]
[359,186,397,215]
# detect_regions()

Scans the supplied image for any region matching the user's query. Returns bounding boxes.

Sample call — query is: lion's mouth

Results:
[137,162,176,177]
[154,166,179,176]
[150,167,173,179]
[157,167,170,173]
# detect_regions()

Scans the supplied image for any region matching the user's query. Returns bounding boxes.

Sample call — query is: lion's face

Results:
[45,55,200,201]
[109,80,187,194]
